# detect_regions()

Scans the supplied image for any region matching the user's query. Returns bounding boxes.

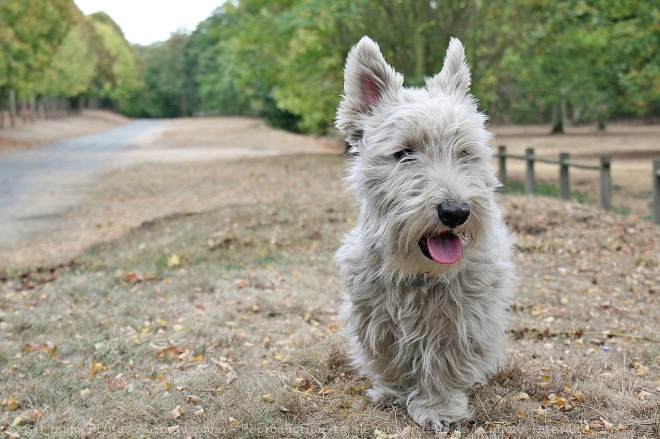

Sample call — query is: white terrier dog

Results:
[335,36,515,432]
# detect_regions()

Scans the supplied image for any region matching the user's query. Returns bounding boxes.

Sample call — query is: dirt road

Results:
[0,117,338,267]
[0,121,161,243]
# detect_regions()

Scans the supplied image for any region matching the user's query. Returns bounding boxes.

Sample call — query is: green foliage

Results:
[185,5,251,116]
[496,0,660,126]
[124,33,196,118]
[89,13,142,109]
[2,0,658,132]
[268,0,353,133]
[0,0,78,93]
[37,19,96,97]
[1,3,142,113]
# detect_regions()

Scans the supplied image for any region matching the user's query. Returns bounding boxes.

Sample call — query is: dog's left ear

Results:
[335,36,403,145]
[426,38,471,97]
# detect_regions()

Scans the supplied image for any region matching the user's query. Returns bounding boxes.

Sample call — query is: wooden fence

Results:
[498,146,660,225]
[497,145,612,207]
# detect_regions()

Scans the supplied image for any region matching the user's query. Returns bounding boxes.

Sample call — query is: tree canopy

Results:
[177,0,659,133]
[2,0,658,133]
[0,0,78,94]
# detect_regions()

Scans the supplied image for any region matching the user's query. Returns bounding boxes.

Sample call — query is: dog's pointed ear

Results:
[335,36,403,145]
[426,38,471,97]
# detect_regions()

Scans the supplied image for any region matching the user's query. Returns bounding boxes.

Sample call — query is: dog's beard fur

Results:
[335,36,515,432]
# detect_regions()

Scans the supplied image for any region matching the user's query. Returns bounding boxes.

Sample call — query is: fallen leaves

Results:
[3,395,19,411]
[171,405,184,419]
[637,390,652,400]
[156,346,180,360]
[374,426,422,439]
[155,345,206,367]
[23,342,57,357]
[107,373,128,391]
[234,279,249,289]
[86,361,106,380]
[630,358,648,376]
[167,254,181,267]
[512,392,529,401]
[123,271,162,283]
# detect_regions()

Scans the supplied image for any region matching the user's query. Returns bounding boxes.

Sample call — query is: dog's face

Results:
[336,37,500,278]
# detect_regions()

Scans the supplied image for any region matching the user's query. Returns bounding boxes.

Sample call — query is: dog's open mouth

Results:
[419,232,462,264]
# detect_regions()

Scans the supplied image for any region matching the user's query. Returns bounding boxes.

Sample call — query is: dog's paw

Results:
[407,396,470,434]
[366,386,396,405]
[431,420,457,434]
[410,410,462,434]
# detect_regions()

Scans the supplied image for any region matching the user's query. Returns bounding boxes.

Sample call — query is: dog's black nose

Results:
[437,201,470,227]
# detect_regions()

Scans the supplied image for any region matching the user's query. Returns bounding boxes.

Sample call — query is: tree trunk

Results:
[0,93,4,129]
[597,120,606,131]
[29,97,36,123]
[571,106,582,126]
[20,99,27,124]
[38,96,45,119]
[550,101,564,134]
[9,90,16,128]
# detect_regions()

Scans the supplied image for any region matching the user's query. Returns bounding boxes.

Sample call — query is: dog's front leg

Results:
[406,387,471,433]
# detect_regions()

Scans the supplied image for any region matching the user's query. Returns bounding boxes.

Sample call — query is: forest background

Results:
[1,0,658,135]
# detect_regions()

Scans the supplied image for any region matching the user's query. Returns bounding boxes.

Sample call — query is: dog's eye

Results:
[458,150,470,160]
[394,148,415,162]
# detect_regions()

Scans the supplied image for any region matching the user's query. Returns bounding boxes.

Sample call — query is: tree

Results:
[508,0,660,132]
[127,33,197,118]
[0,0,78,94]
[88,12,142,111]
[38,17,96,98]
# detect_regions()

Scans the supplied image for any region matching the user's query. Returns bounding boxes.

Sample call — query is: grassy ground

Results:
[0,120,659,438]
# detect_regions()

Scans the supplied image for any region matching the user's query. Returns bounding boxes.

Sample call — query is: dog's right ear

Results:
[335,36,403,145]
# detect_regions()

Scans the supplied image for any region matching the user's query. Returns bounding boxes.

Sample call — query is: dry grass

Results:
[1,123,659,438]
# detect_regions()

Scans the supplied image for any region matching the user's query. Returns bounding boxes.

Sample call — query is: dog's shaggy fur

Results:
[335,36,515,432]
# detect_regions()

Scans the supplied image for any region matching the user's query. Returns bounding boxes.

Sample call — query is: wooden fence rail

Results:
[497,146,612,210]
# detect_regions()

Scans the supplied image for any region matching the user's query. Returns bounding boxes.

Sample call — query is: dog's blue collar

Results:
[408,274,428,288]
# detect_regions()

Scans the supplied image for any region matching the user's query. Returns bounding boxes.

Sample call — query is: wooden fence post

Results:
[525,148,535,195]
[599,155,611,210]
[498,145,507,190]
[653,158,660,225]
[559,152,570,199]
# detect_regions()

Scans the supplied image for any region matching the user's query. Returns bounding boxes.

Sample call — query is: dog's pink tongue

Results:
[427,233,462,264]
